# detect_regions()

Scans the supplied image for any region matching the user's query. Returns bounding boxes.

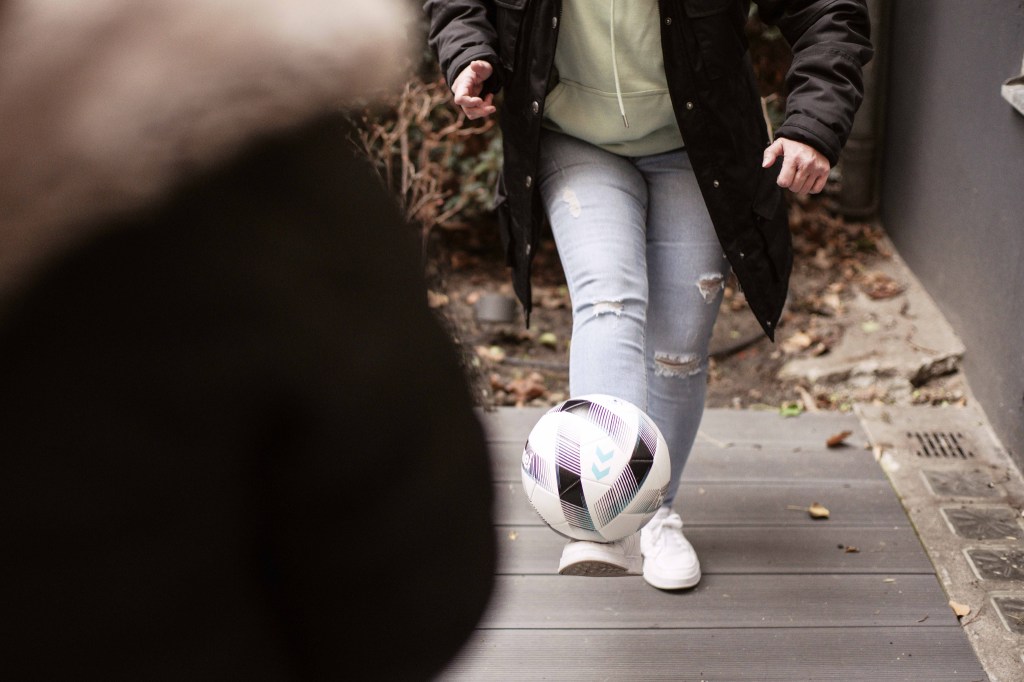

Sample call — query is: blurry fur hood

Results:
[0,0,417,297]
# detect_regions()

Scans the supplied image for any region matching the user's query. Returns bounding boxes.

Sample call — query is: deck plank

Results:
[476,407,868,448]
[487,440,887,483]
[493,526,933,575]
[439,628,987,681]
[477,574,957,630]
[495,480,912,527]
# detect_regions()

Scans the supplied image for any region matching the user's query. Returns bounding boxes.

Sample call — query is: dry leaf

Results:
[786,502,830,519]
[812,248,831,270]
[427,290,450,308]
[860,271,906,300]
[949,601,971,618]
[822,292,843,311]
[538,332,559,348]
[796,386,820,413]
[504,372,548,406]
[808,502,830,519]
[476,345,506,363]
[827,430,853,448]
[861,320,881,334]
[781,331,814,354]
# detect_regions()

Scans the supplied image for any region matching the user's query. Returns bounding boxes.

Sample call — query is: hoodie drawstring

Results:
[609,0,628,128]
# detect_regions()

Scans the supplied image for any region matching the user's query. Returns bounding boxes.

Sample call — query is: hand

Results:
[452,60,497,120]
[762,138,830,195]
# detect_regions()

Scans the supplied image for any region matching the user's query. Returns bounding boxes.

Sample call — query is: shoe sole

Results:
[642,566,701,591]
[558,542,642,576]
[559,559,638,577]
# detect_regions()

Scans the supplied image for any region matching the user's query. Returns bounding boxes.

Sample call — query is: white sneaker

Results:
[640,506,701,590]
[558,533,642,577]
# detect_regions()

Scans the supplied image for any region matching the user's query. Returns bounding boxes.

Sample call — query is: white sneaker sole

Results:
[642,563,701,590]
[558,542,642,577]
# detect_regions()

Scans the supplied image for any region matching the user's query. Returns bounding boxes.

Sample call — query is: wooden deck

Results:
[437,407,989,681]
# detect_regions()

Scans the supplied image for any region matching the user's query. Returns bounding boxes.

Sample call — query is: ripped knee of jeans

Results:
[696,273,725,304]
[654,352,703,378]
[591,300,625,317]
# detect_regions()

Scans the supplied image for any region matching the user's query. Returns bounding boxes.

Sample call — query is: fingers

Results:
[467,60,494,81]
[452,60,496,119]
[772,139,830,195]
[762,140,784,168]
[455,92,496,120]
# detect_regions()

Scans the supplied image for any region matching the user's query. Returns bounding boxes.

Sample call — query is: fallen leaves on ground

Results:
[497,371,549,407]
[949,600,972,618]
[538,332,559,348]
[827,430,854,448]
[476,345,506,363]
[796,386,820,413]
[781,331,815,354]
[808,502,831,519]
[787,502,830,519]
[858,271,906,300]
[779,401,804,417]
[427,290,450,308]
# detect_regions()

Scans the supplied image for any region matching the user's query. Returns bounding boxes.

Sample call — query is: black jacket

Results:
[425,0,872,339]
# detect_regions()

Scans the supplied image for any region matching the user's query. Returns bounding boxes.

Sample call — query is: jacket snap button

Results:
[739,252,745,259]
[664,17,672,25]
[713,180,721,188]
[525,176,533,189]
[531,101,540,114]
[552,16,558,29]
[526,243,532,256]
[685,101,694,110]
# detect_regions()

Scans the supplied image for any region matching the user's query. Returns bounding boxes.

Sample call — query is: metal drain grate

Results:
[907,431,975,458]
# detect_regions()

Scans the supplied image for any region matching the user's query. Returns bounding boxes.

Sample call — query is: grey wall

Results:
[880,0,1024,462]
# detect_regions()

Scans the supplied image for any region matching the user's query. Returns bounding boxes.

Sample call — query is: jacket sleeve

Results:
[753,0,873,165]
[423,0,502,93]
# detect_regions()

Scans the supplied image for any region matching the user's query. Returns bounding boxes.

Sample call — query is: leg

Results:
[636,148,730,590]
[537,131,649,577]
[537,131,650,412]
[640,148,730,506]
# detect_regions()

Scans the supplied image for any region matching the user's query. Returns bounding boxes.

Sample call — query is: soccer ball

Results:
[520,394,671,542]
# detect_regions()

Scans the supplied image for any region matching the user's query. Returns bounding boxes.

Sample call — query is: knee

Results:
[653,351,705,379]
[696,272,726,304]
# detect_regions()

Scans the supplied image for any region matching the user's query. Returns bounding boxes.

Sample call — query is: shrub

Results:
[346,58,501,250]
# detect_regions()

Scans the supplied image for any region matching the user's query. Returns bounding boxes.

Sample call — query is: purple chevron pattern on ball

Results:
[520,394,670,542]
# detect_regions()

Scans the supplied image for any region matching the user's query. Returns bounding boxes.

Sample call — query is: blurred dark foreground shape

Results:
[0,2,496,679]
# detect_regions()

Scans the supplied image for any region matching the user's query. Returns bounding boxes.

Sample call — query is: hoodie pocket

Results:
[495,0,529,72]
[681,0,747,80]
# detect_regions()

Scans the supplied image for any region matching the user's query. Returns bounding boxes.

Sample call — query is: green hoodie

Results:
[543,0,684,156]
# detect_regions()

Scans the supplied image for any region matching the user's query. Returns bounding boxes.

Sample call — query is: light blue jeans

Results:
[538,130,730,506]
